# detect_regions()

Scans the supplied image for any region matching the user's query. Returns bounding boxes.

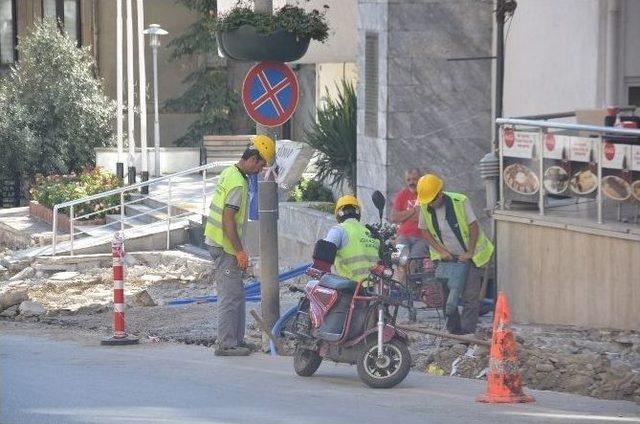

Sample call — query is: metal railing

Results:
[51,161,230,255]
[497,118,640,226]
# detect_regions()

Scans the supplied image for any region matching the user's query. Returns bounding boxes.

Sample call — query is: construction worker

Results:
[416,174,494,335]
[204,135,275,356]
[391,168,429,281]
[323,195,380,282]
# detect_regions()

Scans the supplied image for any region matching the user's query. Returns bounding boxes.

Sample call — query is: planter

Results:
[29,201,105,233]
[216,25,310,62]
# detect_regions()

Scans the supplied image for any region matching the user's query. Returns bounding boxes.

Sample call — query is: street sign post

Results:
[242,61,299,127]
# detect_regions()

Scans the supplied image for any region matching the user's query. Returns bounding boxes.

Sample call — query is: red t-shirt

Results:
[392,188,422,238]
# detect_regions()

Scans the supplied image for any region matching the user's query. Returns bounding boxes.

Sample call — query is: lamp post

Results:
[143,24,168,178]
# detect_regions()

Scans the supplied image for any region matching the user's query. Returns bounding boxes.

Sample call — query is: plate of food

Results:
[632,180,640,202]
[569,168,597,195]
[503,163,539,195]
[601,176,631,201]
[543,166,569,194]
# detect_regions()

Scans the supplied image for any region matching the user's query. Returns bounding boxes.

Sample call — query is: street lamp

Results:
[143,24,168,177]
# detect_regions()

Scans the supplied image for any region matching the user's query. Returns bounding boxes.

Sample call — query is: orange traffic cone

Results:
[477,291,534,403]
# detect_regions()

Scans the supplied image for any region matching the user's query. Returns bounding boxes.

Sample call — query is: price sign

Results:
[502,129,537,159]
[568,137,594,162]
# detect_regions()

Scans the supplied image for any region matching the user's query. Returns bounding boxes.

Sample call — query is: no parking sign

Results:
[242,61,299,127]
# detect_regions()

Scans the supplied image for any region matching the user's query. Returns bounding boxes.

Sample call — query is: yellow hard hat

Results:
[416,174,444,205]
[334,195,360,219]
[250,134,276,165]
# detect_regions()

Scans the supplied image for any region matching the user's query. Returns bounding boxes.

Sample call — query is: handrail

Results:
[513,106,637,121]
[51,160,228,255]
[496,117,640,228]
[497,118,640,136]
[53,161,225,209]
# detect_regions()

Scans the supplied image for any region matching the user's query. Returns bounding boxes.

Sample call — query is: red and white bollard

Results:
[101,232,138,345]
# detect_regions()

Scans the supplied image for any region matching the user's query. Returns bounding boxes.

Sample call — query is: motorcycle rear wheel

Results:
[357,338,411,388]
[294,348,323,377]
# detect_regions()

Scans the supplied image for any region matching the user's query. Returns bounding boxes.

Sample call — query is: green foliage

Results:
[166,0,242,146]
[214,1,330,42]
[30,167,122,218]
[288,178,334,202]
[303,80,357,191]
[0,20,115,182]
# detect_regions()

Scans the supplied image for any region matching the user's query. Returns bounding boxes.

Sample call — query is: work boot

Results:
[237,340,258,351]
[214,346,251,356]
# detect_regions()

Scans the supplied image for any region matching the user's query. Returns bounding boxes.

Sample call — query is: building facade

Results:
[356,0,494,220]
[503,0,640,117]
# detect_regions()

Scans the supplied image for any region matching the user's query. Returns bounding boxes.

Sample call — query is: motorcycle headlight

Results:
[392,243,410,266]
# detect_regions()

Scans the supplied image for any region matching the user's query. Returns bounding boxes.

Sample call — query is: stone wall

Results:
[357,0,493,224]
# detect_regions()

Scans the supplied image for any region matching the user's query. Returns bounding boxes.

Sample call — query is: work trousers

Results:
[209,246,245,348]
[445,264,482,335]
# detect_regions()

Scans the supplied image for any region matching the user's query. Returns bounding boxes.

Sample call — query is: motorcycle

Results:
[281,191,412,388]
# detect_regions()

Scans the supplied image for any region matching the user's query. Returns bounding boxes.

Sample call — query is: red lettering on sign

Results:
[604,142,615,161]
[503,128,515,148]
[545,134,555,151]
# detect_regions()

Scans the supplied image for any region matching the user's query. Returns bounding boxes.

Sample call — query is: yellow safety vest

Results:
[335,219,380,282]
[420,192,494,267]
[204,165,248,255]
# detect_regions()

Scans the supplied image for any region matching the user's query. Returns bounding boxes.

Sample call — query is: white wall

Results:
[217,0,356,64]
[503,0,604,117]
[95,148,200,176]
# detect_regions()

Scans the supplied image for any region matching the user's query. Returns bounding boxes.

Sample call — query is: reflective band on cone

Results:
[101,232,138,346]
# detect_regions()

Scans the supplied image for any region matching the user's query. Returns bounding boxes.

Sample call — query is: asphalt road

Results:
[1,322,639,424]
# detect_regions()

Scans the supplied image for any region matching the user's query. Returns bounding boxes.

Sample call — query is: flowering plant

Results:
[30,167,122,219]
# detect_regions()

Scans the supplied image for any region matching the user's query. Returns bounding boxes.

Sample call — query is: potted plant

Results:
[213,1,330,62]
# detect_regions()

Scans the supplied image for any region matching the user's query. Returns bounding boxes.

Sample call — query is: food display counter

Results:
[494,118,640,330]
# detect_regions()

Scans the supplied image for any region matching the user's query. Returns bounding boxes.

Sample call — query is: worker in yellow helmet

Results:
[416,173,494,335]
[322,195,380,283]
[204,134,275,356]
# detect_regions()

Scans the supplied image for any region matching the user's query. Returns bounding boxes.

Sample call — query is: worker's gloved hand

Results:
[235,250,249,270]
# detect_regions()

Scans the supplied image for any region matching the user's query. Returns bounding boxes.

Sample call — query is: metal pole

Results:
[255,0,279,351]
[498,126,505,210]
[152,45,161,177]
[202,168,207,216]
[538,128,545,216]
[70,205,75,256]
[52,206,58,255]
[597,135,603,224]
[494,0,505,151]
[166,180,172,249]
[126,0,136,183]
[120,192,125,233]
[136,0,148,189]
[116,0,124,172]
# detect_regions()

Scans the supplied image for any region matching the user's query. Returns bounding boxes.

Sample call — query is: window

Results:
[364,32,379,138]
[43,0,81,45]
[0,0,16,65]
[629,87,640,107]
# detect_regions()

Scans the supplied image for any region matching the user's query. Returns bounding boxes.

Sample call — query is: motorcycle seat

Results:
[319,274,357,291]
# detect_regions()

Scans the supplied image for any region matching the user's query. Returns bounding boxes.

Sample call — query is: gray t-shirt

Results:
[323,222,350,249]
[205,186,248,247]
[418,199,477,255]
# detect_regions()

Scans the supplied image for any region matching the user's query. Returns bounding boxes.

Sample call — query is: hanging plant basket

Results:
[216,25,311,62]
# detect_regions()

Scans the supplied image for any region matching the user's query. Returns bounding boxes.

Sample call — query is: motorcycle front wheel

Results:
[293,348,323,377]
[357,338,411,388]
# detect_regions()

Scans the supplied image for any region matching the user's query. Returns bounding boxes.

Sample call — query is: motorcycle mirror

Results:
[372,190,386,221]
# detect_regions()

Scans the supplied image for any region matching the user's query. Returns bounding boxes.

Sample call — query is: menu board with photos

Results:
[502,128,540,196]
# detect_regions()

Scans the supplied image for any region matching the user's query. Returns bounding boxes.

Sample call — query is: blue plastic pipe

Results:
[167,263,311,305]
[269,305,299,356]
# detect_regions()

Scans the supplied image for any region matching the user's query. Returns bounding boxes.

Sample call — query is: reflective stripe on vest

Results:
[334,219,380,282]
[420,192,494,267]
[203,166,248,255]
